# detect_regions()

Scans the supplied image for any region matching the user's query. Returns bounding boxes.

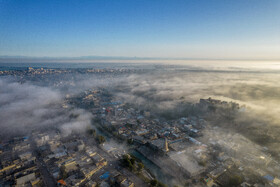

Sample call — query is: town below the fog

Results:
[1,64,280,187]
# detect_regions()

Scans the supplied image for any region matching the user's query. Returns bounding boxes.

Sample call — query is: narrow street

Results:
[30,138,57,187]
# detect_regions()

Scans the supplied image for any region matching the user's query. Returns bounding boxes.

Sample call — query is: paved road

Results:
[30,138,57,187]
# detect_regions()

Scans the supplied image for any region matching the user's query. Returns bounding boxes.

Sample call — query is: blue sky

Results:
[0,0,279,59]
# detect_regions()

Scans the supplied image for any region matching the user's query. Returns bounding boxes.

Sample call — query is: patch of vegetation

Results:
[122,154,137,171]
[227,175,242,186]
[150,179,167,187]
[87,128,96,137]
[86,127,106,144]
[97,135,106,144]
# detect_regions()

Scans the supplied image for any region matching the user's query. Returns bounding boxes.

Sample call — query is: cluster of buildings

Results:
[0,67,69,76]
[73,89,280,186]
[201,126,280,187]
[1,67,280,186]
[0,129,139,186]
[0,136,42,186]
[0,67,147,77]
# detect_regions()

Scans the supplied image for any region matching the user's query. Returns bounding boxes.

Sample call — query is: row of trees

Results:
[150,179,167,187]
[121,154,168,187]
[122,154,144,172]
[87,128,106,144]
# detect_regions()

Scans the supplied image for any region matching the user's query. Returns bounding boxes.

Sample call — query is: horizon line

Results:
[0,55,279,63]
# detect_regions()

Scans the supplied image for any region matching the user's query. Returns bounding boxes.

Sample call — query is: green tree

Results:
[228,175,242,186]
[150,179,158,186]
[127,139,133,144]
[87,128,96,137]
[130,157,136,165]
[99,135,106,144]
[137,163,144,171]
[198,160,206,167]
[158,182,167,187]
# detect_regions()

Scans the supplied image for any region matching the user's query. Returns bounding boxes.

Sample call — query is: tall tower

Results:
[165,138,169,152]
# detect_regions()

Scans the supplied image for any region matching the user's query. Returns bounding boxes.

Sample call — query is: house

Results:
[16,173,36,185]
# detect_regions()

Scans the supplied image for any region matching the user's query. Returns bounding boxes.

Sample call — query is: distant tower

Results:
[165,138,169,152]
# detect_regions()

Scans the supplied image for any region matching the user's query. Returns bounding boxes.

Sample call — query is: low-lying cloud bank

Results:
[109,68,280,157]
[1,63,280,158]
[114,70,280,120]
[0,78,92,139]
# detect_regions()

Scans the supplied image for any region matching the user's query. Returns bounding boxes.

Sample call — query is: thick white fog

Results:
[1,62,280,157]
[0,78,93,139]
